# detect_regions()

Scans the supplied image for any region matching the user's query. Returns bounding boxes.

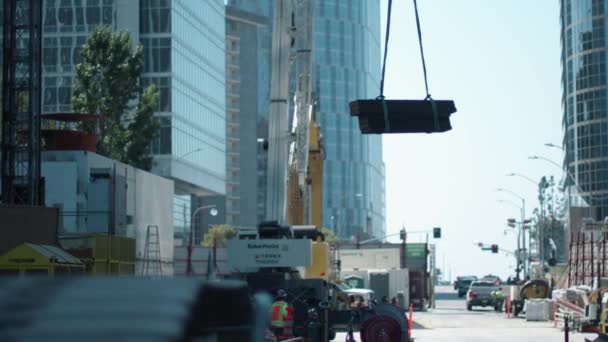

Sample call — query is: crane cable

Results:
[378,0,440,131]
[378,0,393,132]
[413,0,439,130]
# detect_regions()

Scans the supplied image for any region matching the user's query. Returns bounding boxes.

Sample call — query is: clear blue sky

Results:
[380,0,563,280]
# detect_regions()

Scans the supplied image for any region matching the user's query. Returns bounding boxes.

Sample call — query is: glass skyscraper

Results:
[227,0,273,225]
[39,0,226,242]
[202,5,269,231]
[315,1,386,239]
[560,0,608,223]
[229,0,386,239]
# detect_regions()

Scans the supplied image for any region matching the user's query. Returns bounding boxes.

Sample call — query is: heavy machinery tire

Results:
[360,315,401,342]
[467,304,472,311]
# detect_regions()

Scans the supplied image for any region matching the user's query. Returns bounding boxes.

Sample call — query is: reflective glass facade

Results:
[203,6,268,231]
[143,0,226,195]
[228,0,272,224]
[315,0,386,239]
[229,0,386,238]
[40,0,226,240]
[42,0,119,113]
[561,0,608,219]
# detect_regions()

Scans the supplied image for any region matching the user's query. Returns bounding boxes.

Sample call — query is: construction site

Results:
[0,0,457,341]
[8,0,608,341]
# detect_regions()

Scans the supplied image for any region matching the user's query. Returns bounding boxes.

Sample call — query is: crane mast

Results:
[266,0,315,225]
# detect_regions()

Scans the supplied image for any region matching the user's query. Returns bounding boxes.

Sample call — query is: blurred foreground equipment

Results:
[0,277,271,342]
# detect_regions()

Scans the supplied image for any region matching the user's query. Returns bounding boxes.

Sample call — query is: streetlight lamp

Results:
[506,172,537,186]
[497,199,531,273]
[496,188,528,278]
[505,172,540,276]
[186,205,219,276]
[544,143,563,150]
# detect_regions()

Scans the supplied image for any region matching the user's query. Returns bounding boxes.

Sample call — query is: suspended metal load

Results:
[354,0,458,136]
[349,99,456,134]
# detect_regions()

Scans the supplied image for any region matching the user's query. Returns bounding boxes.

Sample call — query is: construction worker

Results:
[270,289,294,340]
[492,288,505,312]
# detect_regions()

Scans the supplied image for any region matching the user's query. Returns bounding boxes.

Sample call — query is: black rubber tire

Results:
[466,304,472,311]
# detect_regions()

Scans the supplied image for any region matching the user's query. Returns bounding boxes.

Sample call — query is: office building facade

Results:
[560,0,608,223]
[202,5,269,230]
[229,0,386,239]
[315,1,386,239]
[40,0,226,242]
[227,0,273,225]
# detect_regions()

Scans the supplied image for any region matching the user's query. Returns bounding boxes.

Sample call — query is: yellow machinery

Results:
[59,233,136,274]
[287,112,323,229]
[287,112,330,280]
[0,243,85,276]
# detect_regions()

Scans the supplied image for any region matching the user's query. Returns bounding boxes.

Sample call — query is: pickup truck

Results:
[466,281,498,311]
[456,277,476,298]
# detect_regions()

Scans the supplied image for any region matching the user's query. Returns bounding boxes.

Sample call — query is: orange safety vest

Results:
[280,305,294,338]
[271,301,289,328]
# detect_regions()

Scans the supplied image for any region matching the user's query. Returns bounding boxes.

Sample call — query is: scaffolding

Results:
[1,0,43,205]
[568,231,608,287]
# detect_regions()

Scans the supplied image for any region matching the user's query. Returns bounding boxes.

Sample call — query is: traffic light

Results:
[491,244,499,254]
[433,227,441,239]
[400,229,407,241]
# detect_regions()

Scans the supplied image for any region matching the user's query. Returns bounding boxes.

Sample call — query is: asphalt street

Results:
[335,286,597,342]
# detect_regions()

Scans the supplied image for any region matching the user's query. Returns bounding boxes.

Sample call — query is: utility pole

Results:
[400,227,407,269]
[521,204,527,279]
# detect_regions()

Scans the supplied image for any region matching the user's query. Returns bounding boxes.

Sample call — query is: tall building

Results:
[227,0,273,225]
[560,0,608,225]
[229,0,386,239]
[202,5,269,230]
[315,1,386,239]
[40,0,226,242]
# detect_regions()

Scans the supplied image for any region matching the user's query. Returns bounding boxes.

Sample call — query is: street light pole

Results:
[498,199,528,280]
[507,173,540,277]
[529,155,585,269]
[496,188,527,279]
[187,205,218,276]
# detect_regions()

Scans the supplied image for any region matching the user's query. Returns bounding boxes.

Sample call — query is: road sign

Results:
[406,243,427,258]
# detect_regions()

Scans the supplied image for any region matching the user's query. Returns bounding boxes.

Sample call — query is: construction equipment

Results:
[0,277,271,341]
[1,0,44,205]
[0,243,85,276]
[228,0,411,340]
[59,233,136,274]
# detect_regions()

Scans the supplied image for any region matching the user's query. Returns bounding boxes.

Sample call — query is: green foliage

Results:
[321,227,340,245]
[126,84,160,170]
[202,224,236,247]
[72,25,158,170]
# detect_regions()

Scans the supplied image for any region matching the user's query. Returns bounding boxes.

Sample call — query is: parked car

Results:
[456,276,477,297]
[466,281,498,311]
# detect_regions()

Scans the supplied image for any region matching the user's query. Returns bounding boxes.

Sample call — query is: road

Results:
[335,286,596,342]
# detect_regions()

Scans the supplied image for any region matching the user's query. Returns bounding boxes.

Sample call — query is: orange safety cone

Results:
[554,303,558,328]
[408,304,414,338]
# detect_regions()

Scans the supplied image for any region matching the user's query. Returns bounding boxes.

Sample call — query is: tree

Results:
[202,224,236,247]
[535,175,567,264]
[321,227,340,245]
[72,25,159,170]
[125,84,160,170]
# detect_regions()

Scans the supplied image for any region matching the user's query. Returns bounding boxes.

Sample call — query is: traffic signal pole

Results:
[521,201,528,279]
